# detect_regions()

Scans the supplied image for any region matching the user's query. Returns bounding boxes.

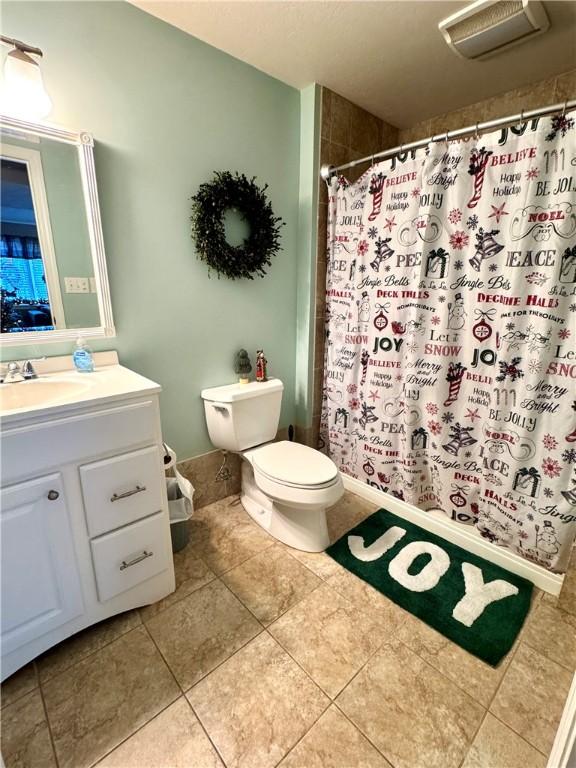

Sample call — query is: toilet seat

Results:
[252,441,338,489]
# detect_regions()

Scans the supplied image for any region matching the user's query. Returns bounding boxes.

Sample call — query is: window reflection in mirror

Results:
[1,157,55,333]
[0,131,100,335]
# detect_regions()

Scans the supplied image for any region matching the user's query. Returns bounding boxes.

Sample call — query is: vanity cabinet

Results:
[1,473,84,656]
[0,364,175,680]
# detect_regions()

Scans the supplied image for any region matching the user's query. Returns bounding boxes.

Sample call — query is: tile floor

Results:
[1,491,574,768]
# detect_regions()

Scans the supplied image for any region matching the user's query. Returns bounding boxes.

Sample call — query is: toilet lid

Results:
[253,441,338,487]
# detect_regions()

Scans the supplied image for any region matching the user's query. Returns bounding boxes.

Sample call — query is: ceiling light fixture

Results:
[0,35,52,120]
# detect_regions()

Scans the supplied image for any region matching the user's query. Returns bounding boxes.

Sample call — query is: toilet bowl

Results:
[242,441,343,551]
[201,378,344,552]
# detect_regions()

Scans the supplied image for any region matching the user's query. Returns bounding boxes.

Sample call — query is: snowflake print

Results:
[384,265,391,272]
[543,434,558,451]
[528,359,542,374]
[442,412,454,424]
[527,513,534,521]
[448,208,462,225]
[347,383,358,394]
[358,264,367,273]
[438,295,446,303]
[454,260,463,270]
[562,448,576,464]
[411,187,420,198]
[466,215,478,230]
[449,231,469,250]
[431,316,441,326]
[543,488,554,498]
[559,328,571,340]
[525,167,539,180]
[542,457,562,478]
[489,263,498,272]
[426,403,439,415]
[358,240,369,256]
[505,322,515,331]
[570,303,576,313]
[519,531,529,541]
[546,114,575,141]
[367,226,378,239]
[405,341,419,353]
[428,420,441,435]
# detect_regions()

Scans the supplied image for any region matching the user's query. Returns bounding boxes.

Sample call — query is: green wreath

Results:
[190,171,284,280]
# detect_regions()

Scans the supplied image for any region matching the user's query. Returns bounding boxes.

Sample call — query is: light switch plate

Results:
[64,277,90,293]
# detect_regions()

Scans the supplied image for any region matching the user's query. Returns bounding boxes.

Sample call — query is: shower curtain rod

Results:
[320,98,576,181]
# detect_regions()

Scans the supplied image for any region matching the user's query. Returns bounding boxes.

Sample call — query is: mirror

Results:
[0,116,114,345]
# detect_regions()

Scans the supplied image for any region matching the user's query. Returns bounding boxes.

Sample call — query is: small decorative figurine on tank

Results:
[234,349,252,384]
[256,350,268,382]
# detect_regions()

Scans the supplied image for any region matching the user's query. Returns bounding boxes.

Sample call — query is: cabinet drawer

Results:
[91,512,170,602]
[80,446,164,537]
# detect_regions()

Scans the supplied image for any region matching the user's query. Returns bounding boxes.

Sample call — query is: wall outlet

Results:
[64,277,90,293]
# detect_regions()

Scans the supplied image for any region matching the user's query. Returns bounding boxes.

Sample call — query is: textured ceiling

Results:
[129,1,576,127]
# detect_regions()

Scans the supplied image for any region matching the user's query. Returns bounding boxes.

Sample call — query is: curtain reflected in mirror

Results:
[1,157,55,333]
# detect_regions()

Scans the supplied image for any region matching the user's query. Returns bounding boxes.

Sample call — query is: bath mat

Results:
[326,508,533,666]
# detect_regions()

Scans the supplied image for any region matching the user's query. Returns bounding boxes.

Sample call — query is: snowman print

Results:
[447,292,467,330]
[357,291,370,323]
[536,520,560,557]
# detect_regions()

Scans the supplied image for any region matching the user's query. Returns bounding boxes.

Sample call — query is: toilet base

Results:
[240,460,330,552]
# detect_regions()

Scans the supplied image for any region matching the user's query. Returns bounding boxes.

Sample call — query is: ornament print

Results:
[321,111,576,573]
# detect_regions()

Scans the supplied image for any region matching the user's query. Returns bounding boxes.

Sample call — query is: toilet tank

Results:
[201,379,284,451]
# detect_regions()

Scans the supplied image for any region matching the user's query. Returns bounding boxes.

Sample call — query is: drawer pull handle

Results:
[110,485,146,502]
[120,550,153,571]
[47,490,59,501]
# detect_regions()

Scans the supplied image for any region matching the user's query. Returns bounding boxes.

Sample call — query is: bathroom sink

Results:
[0,377,94,413]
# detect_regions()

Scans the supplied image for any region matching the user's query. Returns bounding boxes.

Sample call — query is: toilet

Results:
[201,378,343,552]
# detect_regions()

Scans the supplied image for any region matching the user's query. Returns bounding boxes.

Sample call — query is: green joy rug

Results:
[326,508,533,666]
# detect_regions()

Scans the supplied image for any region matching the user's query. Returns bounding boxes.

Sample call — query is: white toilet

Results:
[201,378,343,552]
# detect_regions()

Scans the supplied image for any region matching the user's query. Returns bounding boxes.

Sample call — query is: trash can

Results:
[163,444,195,553]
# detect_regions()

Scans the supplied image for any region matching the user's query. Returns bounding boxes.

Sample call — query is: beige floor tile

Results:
[327,492,377,543]
[188,632,329,768]
[279,705,392,768]
[397,613,511,707]
[37,609,141,683]
[337,639,484,768]
[222,545,322,625]
[189,498,275,574]
[269,583,384,698]
[490,643,572,755]
[326,568,408,636]
[0,689,57,768]
[1,663,38,709]
[521,601,576,670]
[285,546,344,580]
[461,713,546,768]
[97,697,223,768]
[140,549,215,621]
[145,579,261,690]
[558,545,576,617]
[42,626,180,768]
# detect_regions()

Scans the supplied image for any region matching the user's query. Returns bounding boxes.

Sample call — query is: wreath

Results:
[190,171,284,280]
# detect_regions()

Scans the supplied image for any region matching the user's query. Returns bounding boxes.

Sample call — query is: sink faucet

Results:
[1,358,45,384]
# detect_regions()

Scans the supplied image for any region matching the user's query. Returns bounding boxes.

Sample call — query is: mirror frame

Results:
[0,114,115,346]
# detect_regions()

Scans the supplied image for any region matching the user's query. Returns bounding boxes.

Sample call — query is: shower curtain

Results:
[320,110,576,573]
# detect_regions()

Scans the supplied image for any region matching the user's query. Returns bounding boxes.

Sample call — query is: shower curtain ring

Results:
[518,109,524,128]
[562,99,568,117]
[445,130,449,145]
[474,122,479,140]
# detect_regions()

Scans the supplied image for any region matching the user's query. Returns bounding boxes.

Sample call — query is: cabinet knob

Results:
[47,490,59,501]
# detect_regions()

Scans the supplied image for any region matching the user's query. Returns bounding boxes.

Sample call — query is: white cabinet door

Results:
[1,473,84,656]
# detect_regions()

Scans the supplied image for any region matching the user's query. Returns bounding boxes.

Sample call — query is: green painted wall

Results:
[2,1,302,460]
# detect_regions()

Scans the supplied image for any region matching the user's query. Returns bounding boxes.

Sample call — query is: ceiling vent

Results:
[439,0,550,60]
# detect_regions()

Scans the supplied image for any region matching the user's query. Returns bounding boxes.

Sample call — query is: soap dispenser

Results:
[73,337,95,373]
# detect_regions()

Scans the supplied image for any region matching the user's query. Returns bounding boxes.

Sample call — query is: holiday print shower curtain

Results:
[320,110,576,573]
